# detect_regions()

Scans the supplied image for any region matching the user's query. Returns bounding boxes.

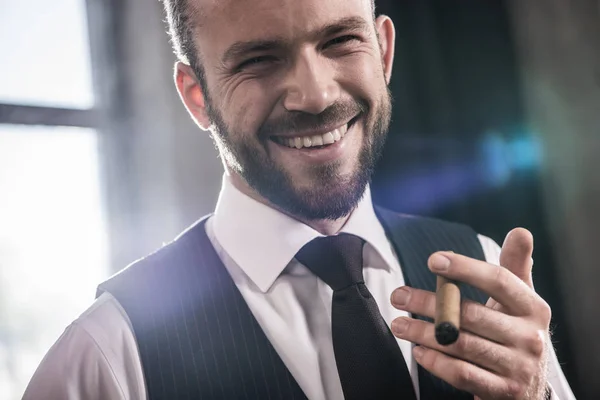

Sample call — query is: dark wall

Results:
[371,0,577,395]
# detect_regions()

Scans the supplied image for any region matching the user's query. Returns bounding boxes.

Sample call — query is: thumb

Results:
[499,228,534,289]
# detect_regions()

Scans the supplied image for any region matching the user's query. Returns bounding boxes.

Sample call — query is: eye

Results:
[324,35,361,49]
[236,55,277,71]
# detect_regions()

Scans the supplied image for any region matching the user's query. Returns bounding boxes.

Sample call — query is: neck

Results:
[228,173,352,236]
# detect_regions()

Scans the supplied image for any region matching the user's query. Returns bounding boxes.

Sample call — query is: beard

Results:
[206,88,392,221]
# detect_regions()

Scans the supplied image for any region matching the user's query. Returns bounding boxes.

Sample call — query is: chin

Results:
[280,172,368,221]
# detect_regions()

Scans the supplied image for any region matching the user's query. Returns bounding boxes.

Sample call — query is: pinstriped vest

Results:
[98,207,488,400]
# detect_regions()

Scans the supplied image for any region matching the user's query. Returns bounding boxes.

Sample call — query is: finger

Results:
[428,252,537,316]
[413,346,522,399]
[391,286,519,345]
[500,228,534,289]
[391,317,515,375]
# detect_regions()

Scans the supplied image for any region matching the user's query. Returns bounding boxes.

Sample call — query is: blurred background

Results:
[0,0,598,398]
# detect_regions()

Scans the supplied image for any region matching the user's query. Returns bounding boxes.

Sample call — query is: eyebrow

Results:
[316,16,371,40]
[222,38,288,65]
[221,16,371,65]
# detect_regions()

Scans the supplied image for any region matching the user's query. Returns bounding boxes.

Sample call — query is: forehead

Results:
[192,0,373,57]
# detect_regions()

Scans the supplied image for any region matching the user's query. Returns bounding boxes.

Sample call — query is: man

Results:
[25,0,575,399]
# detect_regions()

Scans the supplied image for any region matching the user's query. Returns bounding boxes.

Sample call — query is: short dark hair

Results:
[160,0,376,86]
[161,0,206,85]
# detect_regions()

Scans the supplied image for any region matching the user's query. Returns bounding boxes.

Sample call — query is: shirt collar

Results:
[213,175,396,293]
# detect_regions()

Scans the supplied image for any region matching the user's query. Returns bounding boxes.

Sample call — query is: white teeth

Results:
[312,135,323,146]
[275,123,350,149]
[323,132,335,145]
[340,124,348,137]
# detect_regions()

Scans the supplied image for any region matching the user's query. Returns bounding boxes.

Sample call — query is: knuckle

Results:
[524,330,547,357]
[409,320,426,338]
[452,333,499,367]
[422,347,435,366]
[537,299,552,322]
[517,291,535,313]
[493,267,511,293]
[414,290,431,310]
[453,366,473,389]
[495,314,514,336]
[453,334,471,354]
[461,301,482,326]
[425,292,437,313]
[481,346,502,369]
[420,347,438,371]
[506,380,526,399]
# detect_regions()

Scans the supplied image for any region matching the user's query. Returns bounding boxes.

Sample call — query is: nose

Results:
[282,50,341,114]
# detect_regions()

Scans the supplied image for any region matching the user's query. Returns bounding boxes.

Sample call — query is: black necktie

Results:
[296,233,417,400]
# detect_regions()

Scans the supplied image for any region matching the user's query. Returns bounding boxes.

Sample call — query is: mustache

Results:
[258,100,367,137]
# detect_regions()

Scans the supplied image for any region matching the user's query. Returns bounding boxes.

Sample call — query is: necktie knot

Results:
[295,233,365,291]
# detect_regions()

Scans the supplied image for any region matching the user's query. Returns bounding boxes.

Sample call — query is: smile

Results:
[273,124,348,149]
[270,114,361,150]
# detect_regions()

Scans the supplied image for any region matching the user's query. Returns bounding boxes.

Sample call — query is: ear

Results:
[374,15,396,84]
[174,61,212,131]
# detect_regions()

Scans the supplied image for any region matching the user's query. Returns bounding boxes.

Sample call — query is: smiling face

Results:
[176,0,395,220]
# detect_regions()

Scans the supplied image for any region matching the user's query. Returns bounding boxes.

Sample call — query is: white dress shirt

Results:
[24,177,575,400]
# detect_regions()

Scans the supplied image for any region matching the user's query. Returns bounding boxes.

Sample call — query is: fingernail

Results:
[429,254,451,272]
[413,346,424,359]
[392,318,409,335]
[392,287,411,307]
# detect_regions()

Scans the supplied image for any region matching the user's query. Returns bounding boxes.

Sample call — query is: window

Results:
[0,126,108,398]
[0,1,107,398]
[0,0,94,108]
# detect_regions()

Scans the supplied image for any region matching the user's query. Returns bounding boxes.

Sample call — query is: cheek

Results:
[218,81,278,141]
[337,54,386,104]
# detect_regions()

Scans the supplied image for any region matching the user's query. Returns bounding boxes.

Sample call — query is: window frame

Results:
[0,103,98,128]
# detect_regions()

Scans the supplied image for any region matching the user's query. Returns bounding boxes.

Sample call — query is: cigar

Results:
[435,275,461,345]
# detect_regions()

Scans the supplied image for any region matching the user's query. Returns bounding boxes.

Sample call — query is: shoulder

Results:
[23,293,144,400]
[374,206,480,242]
[375,206,500,263]
[98,215,211,298]
[75,292,139,360]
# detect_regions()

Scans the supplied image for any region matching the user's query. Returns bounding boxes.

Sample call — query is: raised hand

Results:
[390,228,551,400]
